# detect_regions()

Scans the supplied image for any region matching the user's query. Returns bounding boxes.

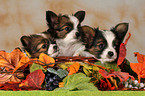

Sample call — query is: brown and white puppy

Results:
[79,23,129,63]
[46,10,94,57]
[20,32,59,58]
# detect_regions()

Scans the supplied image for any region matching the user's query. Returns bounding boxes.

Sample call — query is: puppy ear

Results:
[74,11,85,23]
[79,26,95,49]
[20,36,31,48]
[111,23,129,41]
[46,10,58,28]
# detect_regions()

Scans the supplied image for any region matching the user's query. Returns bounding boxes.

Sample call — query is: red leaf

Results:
[0,82,42,91]
[0,82,21,91]
[19,69,45,88]
[117,33,131,66]
[99,69,134,82]
[117,43,126,66]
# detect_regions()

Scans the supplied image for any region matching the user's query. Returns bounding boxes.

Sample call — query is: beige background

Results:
[0,0,144,63]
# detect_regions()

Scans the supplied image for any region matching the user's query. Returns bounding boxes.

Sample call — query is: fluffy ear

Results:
[46,10,58,28]
[111,23,129,41]
[74,11,85,23]
[20,36,31,48]
[79,26,95,48]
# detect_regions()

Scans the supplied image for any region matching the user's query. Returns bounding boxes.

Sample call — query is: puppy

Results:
[79,23,129,63]
[46,10,94,57]
[20,32,58,58]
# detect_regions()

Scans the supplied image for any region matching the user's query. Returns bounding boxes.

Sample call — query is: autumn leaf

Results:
[0,48,29,84]
[134,52,145,63]
[12,56,29,74]
[67,62,80,75]
[0,72,24,84]
[0,51,14,70]
[19,69,45,88]
[117,33,131,66]
[130,53,145,83]
[0,82,42,91]
[99,69,134,82]
[0,82,21,91]
[36,53,55,68]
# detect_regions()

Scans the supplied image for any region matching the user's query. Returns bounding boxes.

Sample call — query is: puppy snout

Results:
[108,51,114,57]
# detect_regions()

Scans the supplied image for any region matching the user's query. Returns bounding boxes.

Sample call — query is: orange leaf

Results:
[130,54,145,83]
[12,56,29,74]
[134,52,145,64]
[130,63,142,75]
[38,53,55,67]
[68,62,80,75]
[59,82,64,88]
[0,51,14,70]
[0,48,28,84]
[19,69,45,88]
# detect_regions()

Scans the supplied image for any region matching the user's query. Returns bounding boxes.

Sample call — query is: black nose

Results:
[108,51,114,57]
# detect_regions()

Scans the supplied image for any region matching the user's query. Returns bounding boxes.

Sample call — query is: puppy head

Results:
[46,10,85,39]
[20,33,58,58]
[82,23,129,63]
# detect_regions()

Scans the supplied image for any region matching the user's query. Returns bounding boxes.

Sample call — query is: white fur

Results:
[48,44,59,57]
[98,30,117,64]
[56,15,93,57]
[37,33,48,39]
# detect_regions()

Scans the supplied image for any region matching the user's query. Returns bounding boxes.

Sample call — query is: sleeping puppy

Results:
[79,23,129,64]
[20,32,59,58]
[46,10,94,57]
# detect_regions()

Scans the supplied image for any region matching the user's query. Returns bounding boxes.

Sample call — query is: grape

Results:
[44,71,63,91]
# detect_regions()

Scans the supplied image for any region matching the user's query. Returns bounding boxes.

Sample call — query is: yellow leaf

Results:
[38,53,55,67]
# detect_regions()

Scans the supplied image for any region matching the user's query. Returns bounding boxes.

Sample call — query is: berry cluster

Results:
[45,71,62,91]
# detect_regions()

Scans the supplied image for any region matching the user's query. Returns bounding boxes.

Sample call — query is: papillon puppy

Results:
[46,10,94,57]
[20,32,59,58]
[79,23,129,63]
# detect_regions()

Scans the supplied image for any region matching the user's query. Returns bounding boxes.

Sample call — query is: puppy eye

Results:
[64,27,70,31]
[53,45,57,50]
[42,44,47,49]
[98,44,104,49]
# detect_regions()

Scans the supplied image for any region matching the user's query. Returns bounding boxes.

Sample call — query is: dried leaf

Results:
[38,53,55,67]
[0,72,24,84]
[67,62,80,75]
[12,56,29,74]
[117,33,131,66]
[0,48,29,84]
[0,82,21,91]
[130,55,145,83]
[99,69,134,82]
[0,82,41,91]
[19,69,45,88]
[0,51,14,70]
[134,52,145,64]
